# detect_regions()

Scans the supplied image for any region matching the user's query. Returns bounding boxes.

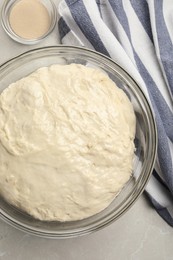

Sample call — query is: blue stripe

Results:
[146,194,173,226]
[156,112,173,193]
[133,51,173,142]
[130,0,153,42]
[133,54,173,193]
[154,0,173,97]
[108,0,173,142]
[58,17,70,41]
[65,0,110,56]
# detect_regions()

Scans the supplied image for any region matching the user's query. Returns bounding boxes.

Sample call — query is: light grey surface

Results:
[0,1,173,259]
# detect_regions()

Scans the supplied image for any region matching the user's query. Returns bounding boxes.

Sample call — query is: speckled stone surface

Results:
[0,1,173,259]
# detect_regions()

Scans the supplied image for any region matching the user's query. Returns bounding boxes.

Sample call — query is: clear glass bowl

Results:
[0,46,157,238]
[1,0,57,45]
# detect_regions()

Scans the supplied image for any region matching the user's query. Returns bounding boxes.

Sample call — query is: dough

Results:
[0,64,135,221]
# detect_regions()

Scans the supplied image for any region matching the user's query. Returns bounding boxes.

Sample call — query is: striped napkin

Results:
[58,0,173,226]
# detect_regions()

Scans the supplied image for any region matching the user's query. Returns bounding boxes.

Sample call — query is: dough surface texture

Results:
[0,64,135,221]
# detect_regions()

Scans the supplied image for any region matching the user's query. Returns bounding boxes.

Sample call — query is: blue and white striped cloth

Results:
[58,0,173,226]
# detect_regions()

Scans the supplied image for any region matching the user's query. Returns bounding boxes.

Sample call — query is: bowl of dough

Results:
[0,46,157,238]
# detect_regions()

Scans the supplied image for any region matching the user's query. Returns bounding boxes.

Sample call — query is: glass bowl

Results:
[1,0,57,45]
[0,46,157,238]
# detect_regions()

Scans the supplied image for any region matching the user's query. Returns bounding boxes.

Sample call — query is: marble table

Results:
[0,1,172,259]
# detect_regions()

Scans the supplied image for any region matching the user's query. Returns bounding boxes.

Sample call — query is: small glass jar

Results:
[1,0,57,45]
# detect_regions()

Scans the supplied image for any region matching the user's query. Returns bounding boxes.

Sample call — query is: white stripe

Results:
[162,0,173,45]
[100,0,136,65]
[158,0,173,101]
[145,174,173,207]
[61,31,84,46]
[58,1,93,49]
[123,0,173,112]
[147,0,160,50]
[148,0,173,102]
[168,138,173,161]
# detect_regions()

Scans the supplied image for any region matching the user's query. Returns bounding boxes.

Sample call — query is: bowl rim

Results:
[1,0,57,45]
[0,45,158,238]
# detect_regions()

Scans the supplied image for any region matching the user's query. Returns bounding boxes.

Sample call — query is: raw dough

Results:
[0,64,135,221]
